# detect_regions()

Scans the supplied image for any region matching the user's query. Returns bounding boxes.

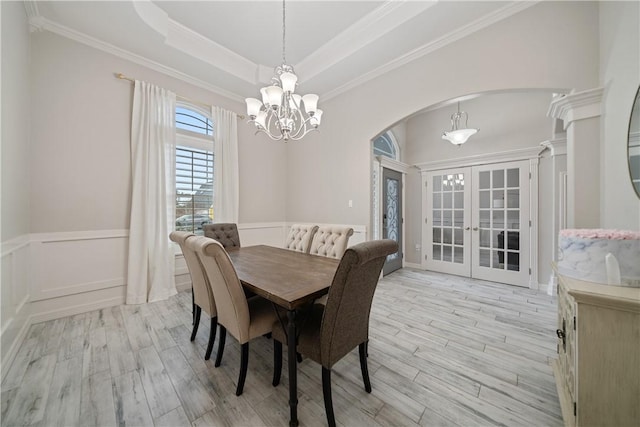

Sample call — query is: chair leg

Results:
[236,343,249,396]
[205,317,217,360]
[359,342,372,393]
[322,367,336,427]
[214,325,226,367]
[190,306,201,342]
[191,288,195,325]
[273,340,282,386]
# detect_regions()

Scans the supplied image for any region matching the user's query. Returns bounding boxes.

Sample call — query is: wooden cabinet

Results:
[553,272,640,427]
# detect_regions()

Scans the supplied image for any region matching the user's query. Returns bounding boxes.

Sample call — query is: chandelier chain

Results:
[282,0,286,64]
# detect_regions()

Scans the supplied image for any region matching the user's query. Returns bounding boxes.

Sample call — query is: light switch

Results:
[348,200,353,208]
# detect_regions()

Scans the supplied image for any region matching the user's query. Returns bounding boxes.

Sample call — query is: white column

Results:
[548,88,603,229]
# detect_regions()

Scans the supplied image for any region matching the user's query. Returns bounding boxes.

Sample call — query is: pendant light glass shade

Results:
[442,102,479,145]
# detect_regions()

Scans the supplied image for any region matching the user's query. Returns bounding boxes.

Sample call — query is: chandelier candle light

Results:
[442,101,479,145]
[245,0,322,141]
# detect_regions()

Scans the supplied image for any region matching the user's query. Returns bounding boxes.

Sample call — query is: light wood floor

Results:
[1,268,563,426]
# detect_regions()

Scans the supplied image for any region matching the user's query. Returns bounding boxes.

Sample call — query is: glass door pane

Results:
[471,161,530,287]
[424,168,471,277]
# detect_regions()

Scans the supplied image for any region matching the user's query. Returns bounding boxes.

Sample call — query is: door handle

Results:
[465,227,470,231]
[473,227,478,231]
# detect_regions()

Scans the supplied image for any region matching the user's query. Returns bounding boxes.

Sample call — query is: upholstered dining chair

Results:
[203,223,241,250]
[284,224,319,253]
[309,226,354,259]
[169,231,218,361]
[271,239,398,427]
[191,236,280,396]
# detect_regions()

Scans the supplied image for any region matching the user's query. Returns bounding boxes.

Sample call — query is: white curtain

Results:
[127,80,177,304]
[212,106,239,223]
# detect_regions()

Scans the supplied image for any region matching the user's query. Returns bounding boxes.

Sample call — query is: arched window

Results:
[175,103,214,235]
[373,131,399,160]
[176,105,213,136]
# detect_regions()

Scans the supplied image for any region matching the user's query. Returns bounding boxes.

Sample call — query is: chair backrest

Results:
[203,223,241,249]
[190,236,251,343]
[284,224,319,253]
[170,231,216,317]
[309,226,354,259]
[319,239,398,368]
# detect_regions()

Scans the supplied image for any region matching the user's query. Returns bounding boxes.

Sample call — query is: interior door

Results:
[382,168,403,275]
[423,160,531,287]
[424,168,471,276]
[471,160,530,287]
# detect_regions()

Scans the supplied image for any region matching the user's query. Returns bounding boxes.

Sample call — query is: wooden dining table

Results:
[226,245,340,427]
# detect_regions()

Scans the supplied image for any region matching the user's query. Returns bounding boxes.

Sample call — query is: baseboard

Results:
[30,294,125,325]
[403,262,422,269]
[0,300,31,383]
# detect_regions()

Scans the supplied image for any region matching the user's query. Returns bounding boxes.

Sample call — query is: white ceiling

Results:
[29,1,536,102]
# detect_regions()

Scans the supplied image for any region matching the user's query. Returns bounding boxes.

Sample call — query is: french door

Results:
[424,160,531,287]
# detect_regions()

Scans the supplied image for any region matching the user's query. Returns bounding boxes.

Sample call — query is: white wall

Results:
[29,31,288,232]
[1,1,32,371]
[2,28,290,374]
[402,91,555,266]
[285,2,599,233]
[2,2,31,240]
[599,1,640,229]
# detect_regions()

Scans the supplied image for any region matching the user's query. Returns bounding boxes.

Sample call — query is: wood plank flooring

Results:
[1,269,563,426]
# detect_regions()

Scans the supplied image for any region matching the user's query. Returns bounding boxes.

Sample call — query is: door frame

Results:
[373,156,411,270]
[417,146,542,288]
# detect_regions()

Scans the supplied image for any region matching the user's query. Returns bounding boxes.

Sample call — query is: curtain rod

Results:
[115,73,245,119]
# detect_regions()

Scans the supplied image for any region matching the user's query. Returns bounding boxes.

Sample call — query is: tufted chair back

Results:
[284,224,319,253]
[309,226,354,259]
[203,223,241,249]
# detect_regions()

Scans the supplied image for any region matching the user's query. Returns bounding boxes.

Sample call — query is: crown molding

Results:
[29,17,245,103]
[295,1,436,83]
[540,138,568,157]
[23,1,44,32]
[547,87,604,129]
[133,1,258,85]
[415,146,544,172]
[322,1,538,101]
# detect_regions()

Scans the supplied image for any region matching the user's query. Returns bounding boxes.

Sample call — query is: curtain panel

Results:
[127,80,177,304]
[212,106,239,223]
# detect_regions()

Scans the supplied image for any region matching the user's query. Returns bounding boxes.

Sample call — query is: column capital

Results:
[547,87,604,130]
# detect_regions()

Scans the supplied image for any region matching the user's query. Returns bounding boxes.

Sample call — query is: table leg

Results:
[287,309,298,427]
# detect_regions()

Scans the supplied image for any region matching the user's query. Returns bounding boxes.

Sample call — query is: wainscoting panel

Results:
[238,222,287,247]
[1,236,32,379]
[1,222,366,379]
[30,230,129,302]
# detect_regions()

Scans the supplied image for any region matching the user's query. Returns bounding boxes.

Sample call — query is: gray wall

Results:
[1,1,31,241]
[285,1,600,231]
[28,31,288,234]
[402,92,555,266]
[599,1,640,229]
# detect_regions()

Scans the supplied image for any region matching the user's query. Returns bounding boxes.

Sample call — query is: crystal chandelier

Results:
[245,0,322,141]
[442,102,479,145]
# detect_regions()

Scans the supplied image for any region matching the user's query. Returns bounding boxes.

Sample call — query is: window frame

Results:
[373,131,400,161]
[174,102,215,240]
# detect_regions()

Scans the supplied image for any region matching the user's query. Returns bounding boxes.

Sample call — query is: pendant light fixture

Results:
[245,0,321,141]
[442,102,478,145]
